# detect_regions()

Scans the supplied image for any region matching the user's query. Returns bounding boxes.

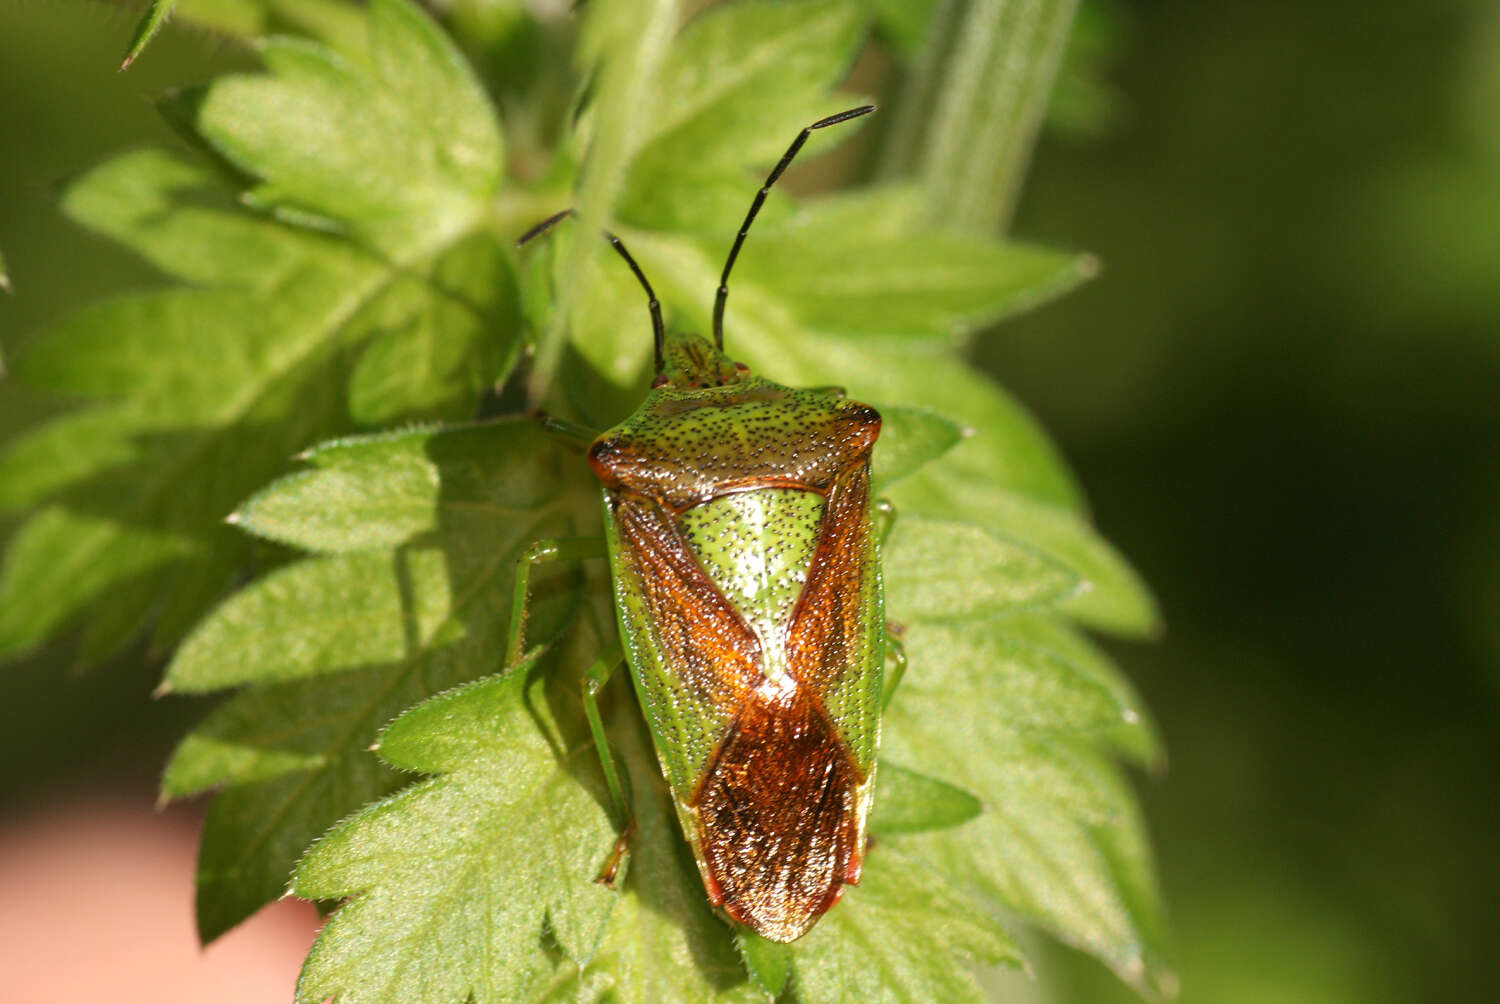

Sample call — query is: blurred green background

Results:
[2,1,1497,1001]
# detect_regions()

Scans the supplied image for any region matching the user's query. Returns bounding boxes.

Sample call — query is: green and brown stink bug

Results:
[514,106,895,943]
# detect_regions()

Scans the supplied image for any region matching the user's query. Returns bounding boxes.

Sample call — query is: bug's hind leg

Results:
[882,622,908,710]
[582,644,636,886]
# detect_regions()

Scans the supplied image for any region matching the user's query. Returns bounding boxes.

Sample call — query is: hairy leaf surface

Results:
[160,420,580,939]
[294,659,617,1004]
[0,0,1172,997]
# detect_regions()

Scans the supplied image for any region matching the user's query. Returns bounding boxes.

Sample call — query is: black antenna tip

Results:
[810,105,876,130]
[516,208,575,248]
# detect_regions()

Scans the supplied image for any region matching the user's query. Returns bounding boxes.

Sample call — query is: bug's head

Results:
[652,332,750,391]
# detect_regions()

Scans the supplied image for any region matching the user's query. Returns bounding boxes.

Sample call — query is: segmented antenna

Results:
[713,105,875,351]
[516,208,667,375]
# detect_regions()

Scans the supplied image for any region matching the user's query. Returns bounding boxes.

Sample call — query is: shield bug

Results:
[514,106,891,943]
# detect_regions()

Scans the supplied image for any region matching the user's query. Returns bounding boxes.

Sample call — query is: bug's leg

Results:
[582,643,637,886]
[882,622,908,710]
[533,413,599,448]
[877,498,905,709]
[506,538,633,882]
[875,497,898,548]
[506,536,607,668]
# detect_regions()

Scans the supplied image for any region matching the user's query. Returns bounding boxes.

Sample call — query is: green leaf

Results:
[344,232,521,423]
[544,0,868,399]
[885,356,1084,510]
[616,0,867,231]
[233,419,569,555]
[192,753,405,943]
[170,657,481,945]
[736,931,792,998]
[294,657,618,1004]
[603,202,1090,511]
[893,471,1161,636]
[227,438,442,553]
[888,618,1127,741]
[813,342,1084,511]
[870,580,1171,994]
[871,0,938,62]
[60,147,315,287]
[534,225,664,422]
[544,668,1016,1004]
[884,515,1081,621]
[0,406,143,514]
[789,848,1020,1003]
[530,0,679,396]
[543,699,762,1004]
[197,0,502,250]
[0,507,193,656]
[871,405,965,492]
[121,0,178,70]
[162,674,333,798]
[1,3,521,660]
[0,278,344,659]
[882,637,1173,997]
[160,420,581,939]
[0,240,11,294]
[158,420,572,755]
[642,0,865,170]
[624,187,1092,348]
[5,0,1173,996]
[367,0,503,194]
[899,742,1175,999]
[870,762,983,836]
[158,0,370,55]
[995,612,1164,767]
[64,150,518,426]
[738,213,1094,339]
[16,286,328,417]
[868,356,1155,636]
[162,550,456,693]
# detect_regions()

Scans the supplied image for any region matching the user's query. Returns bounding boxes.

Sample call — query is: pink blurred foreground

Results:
[0,799,321,1004]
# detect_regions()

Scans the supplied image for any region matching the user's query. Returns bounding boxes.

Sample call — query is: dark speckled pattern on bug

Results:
[593,332,885,942]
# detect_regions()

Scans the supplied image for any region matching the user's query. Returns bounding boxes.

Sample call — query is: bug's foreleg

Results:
[507,538,634,883]
[506,536,607,668]
[582,643,636,886]
[874,497,897,548]
[881,623,908,710]
[532,413,599,448]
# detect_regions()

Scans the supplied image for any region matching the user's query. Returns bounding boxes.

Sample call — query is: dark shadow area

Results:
[983,0,1500,999]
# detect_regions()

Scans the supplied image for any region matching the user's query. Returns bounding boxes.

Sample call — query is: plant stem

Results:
[879,0,1079,233]
[528,0,679,406]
